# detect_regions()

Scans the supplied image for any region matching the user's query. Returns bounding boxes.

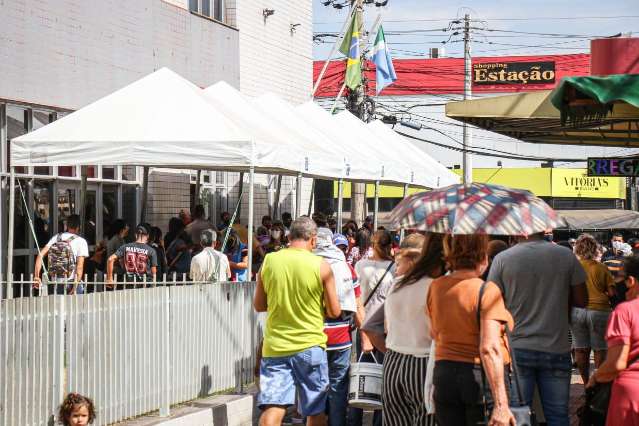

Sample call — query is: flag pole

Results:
[312,6,356,99]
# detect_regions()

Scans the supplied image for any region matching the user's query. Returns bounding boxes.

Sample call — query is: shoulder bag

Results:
[477,281,534,426]
[363,261,395,307]
[580,353,639,426]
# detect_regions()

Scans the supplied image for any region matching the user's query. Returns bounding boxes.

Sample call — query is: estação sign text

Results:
[473,62,555,85]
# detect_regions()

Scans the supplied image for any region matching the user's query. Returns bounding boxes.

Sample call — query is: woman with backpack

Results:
[587,255,639,425]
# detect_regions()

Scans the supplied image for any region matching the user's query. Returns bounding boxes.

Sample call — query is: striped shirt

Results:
[324,264,361,350]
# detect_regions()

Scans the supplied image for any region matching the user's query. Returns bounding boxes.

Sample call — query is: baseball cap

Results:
[333,233,348,247]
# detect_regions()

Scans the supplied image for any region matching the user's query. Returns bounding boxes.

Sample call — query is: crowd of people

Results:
[254,217,639,426]
[30,206,303,294]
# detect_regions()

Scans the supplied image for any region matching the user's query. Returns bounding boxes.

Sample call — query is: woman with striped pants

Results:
[381,234,446,425]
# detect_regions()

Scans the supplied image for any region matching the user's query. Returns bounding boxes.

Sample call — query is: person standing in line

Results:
[106,223,158,285]
[166,219,192,279]
[349,230,395,426]
[185,204,214,252]
[190,229,231,282]
[217,211,231,231]
[587,255,639,425]
[314,228,364,426]
[254,217,340,426]
[428,234,515,426]
[34,214,89,295]
[571,234,615,387]
[382,233,446,425]
[224,228,249,282]
[347,229,373,267]
[487,231,587,426]
[106,219,129,259]
[150,226,168,279]
[281,212,292,237]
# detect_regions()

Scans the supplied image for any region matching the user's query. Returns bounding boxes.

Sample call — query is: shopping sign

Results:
[473,61,555,85]
[588,158,639,177]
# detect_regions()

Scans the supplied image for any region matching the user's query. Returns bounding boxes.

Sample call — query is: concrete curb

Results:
[117,393,255,426]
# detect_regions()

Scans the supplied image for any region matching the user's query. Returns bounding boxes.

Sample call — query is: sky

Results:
[313,0,639,59]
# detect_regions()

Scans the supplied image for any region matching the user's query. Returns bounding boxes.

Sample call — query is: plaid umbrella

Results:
[389,183,563,236]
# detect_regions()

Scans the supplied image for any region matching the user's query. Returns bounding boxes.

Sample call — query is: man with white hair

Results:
[190,229,230,282]
[314,227,364,425]
[254,217,341,426]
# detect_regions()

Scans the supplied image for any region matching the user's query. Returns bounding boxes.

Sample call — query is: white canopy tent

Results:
[367,120,459,188]
[8,68,328,286]
[203,82,343,180]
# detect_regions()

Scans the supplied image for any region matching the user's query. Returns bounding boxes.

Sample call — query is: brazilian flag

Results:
[339,13,362,90]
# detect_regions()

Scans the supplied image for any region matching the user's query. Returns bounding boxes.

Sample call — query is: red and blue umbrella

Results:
[390,183,562,236]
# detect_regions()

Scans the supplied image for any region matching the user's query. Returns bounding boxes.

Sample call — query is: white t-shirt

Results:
[45,232,89,281]
[385,276,433,357]
[355,259,394,315]
[190,247,231,282]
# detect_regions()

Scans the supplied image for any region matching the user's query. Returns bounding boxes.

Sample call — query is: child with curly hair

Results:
[58,393,96,426]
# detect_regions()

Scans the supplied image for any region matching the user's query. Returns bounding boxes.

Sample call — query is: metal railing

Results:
[0,279,258,426]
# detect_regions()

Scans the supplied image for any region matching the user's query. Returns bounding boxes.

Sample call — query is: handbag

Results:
[477,281,534,426]
[579,353,639,426]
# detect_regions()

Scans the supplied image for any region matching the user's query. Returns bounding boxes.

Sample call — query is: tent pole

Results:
[7,167,15,296]
[337,179,344,233]
[295,172,302,219]
[373,180,380,231]
[400,183,409,243]
[194,169,202,208]
[307,179,315,216]
[273,175,282,219]
[79,165,88,235]
[141,166,150,222]
[247,166,255,280]
[237,172,244,222]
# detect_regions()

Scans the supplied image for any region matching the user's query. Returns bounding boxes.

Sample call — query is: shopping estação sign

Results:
[473,62,556,85]
[588,158,639,177]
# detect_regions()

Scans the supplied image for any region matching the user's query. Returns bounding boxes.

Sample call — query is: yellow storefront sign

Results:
[551,169,624,199]
[333,168,625,199]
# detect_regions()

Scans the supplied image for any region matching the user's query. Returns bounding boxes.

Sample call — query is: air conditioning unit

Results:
[429,48,445,58]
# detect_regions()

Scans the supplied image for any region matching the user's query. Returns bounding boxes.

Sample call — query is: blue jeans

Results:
[326,348,351,426]
[510,349,572,426]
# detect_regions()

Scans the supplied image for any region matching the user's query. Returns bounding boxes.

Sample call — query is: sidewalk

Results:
[115,387,258,426]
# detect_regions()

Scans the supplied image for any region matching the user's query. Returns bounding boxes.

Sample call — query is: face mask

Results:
[543,234,553,242]
[271,230,282,240]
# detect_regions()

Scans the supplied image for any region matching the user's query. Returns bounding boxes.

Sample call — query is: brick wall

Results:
[146,169,192,233]
[0,0,240,110]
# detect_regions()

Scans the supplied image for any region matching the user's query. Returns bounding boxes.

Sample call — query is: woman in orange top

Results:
[427,234,515,426]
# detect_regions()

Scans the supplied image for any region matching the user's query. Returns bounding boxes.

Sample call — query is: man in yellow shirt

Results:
[254,216,341,426]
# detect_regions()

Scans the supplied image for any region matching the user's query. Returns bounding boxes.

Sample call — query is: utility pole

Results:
[349,0,367,226]
[462,13,473,185]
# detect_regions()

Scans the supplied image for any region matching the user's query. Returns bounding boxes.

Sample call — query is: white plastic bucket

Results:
[348,354,383,410]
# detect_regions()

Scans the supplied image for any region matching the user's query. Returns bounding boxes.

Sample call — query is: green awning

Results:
[551,74,639,125]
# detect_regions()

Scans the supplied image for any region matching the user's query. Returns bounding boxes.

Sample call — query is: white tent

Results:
[203,82,343,179]
[295,101,384,182]
[333,111,415,186]
[11,68,266,171]
[367,120,460,187]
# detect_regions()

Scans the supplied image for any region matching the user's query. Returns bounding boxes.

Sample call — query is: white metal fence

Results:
[0,280,258,426]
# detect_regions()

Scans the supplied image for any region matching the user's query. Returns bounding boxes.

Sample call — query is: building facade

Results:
[0,0,315,277]
[313,52,636,215]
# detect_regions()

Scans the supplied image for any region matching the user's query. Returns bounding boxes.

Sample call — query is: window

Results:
[33,111,52,175]
[190,0,224,22]
[7,105,27,173]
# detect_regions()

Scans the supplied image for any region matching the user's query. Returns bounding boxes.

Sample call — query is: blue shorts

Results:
[257,346,329,416]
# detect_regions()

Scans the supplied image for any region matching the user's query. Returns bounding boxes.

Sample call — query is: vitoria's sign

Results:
[588,158,639,177]
[473,61,556,85]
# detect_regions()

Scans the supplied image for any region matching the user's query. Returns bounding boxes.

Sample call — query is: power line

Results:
[394,130,584,162]
[313,15,639,25]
